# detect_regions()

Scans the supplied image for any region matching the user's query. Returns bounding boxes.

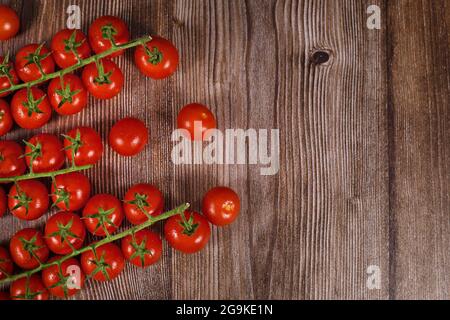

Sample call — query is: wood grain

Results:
[0,0,448,300]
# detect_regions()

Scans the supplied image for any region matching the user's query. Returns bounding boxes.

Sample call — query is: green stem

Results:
[0,35,152,96]
[0,203,189,285]
[0,165,92,183]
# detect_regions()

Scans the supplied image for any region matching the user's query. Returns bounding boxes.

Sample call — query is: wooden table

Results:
[0,0,448,300]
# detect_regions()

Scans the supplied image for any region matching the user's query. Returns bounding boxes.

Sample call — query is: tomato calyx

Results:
[93,60,113,85]
[144,45,163,65]
[24,43,52,76]
[63,30,84,63]
[86,207,116,236]
[88,251,111,280]
[126,193,152,219]
[11,188,32,215]
[23,140,42,172]
[62,129,82,166]
[51,185,71,209]
[129,233,153,267]
[179,211,199,236]
[48,265,72,298]
[0,53,15,85]
[55,77,81,109]
[46,218,80,250]
[22,87,46,117]
[19,235,45,262]
[101,24,118,47]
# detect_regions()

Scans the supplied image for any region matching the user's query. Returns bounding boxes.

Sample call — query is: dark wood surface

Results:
[0,0,448,300]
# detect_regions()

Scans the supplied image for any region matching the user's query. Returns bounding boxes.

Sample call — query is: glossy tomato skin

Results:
[44,211,86,255]
[0,246,14,280]
[164,211,211,254]
[134,36,179,79]
[24,133,65,173]
[0,99,13,136]
[11,87,52,129]
[202,186,240,226]
[10,228,50,269]
[51,172,91,211]
[48,74,88,115]
[51,29,91,69]
[0,55,20,97]
[0,140,26,178]
[10,274,49,300]
[81,243,125,282]
[121,229,162,267]
[123,183,164,225]
[82,194,124,236]
[8,180,49,221]
[14,44,55,82]
[82,59,124,99]
[109,117,148,156]
[0,186,6,218]
[88,16,129,58]
[63,126,103,166]
[177,103,217,140]
[0,5,19,41]
[42,256,85,298]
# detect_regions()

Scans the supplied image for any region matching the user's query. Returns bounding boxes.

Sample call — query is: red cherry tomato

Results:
[0,99,13,136]
[51,172,91,211]
[81,243,125,282]
[109,117,149,156]
[134,36,179,79]
[177,103,217,140]
[121,229,162,267]
[0,140,26,178]
[0,186,6,218]
[8,180,49,221]
[48,74,88,115]
[9,228,50,269]
[11,87,52,129]
[42,256,85,298]
[88,15,129,58]
[82,59,124,99]
[202,186,240,226]
[0,5,19,41]
[51,28,91,69]
[123,183,164,225]
[164,211,211,254]
[44,211,86,255]
[14,43,55,82]
[63,126,103,166]
[0,246,14,280]
[0,55,20,97]
[82,194,124,236]
[24,133,65,173]
[10,274,49,300]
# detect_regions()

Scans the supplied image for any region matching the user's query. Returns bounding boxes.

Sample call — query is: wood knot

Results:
[310,49,332,66]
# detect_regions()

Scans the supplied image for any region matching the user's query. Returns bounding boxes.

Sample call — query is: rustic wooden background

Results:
[0,0,448,300]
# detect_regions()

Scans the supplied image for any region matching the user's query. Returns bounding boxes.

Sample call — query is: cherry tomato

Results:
[121,229,162,268]
[51,28,91,69]
[82,59,124,99]
[81,243,125,282]
[82,194,124,236]
[0,186,6,217]
[109,117,148,156]
[134,36,179,79]
[0,291,9,300]
[44,211,86,255]
[24,133,65,173]
[0,246,13,280]
[10,274,49,300]
[42,257,85,298]
[202,186,240,226]
[123,183,164,225]
[63,126,103,166]
[0,140,26,178]
[0,5,19,41]
[88,15,129,58]
[8,180,49,221]
[0,55,20,97]
[14,43,55,82]
[10,228,49,269]
[48,74,88,115]
[0,99,13,136]
[51,172,91,211]
[11,87,52,129]
[164,211,211,254]
[177,103,217,140]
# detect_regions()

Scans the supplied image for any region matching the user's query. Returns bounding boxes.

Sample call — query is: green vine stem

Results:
[0,202,190,285]
[0,165,92,183]
[0,35,152,96]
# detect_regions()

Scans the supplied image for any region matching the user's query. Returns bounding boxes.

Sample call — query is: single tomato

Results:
[51,172,91,211]
[9,228,49,269]
[0,5,20,40]
[10,275,49,300]
[48,74,88,115]
[0,140,26,178]
[24,133,65,173]
[63,126,103,166]
[82,194,124,236]
[42,257,85,298]
[0,99,13,136]
[202,186,240,226]
[8,180,49,221]
[121,229,162,268]
[11,87,52,129]
[0,246,14,280]
[109,117,148,156]
[177,103,216,140]
[123,183,164,225]
[82,59,124,99]
[14,43,55,82]
[88,15,129,57]
[0,55,20,97]
[44,211,86,255]
[51,28,91,68]
[81,243,125,282]
[164,211,211,254]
